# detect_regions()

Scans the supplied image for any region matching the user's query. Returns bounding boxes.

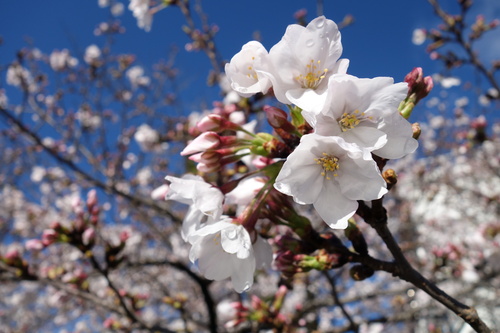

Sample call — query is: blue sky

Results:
[1,0,498,118]
[0,1,438,102]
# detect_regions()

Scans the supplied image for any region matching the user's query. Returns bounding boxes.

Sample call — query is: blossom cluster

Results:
[163,16,419,292]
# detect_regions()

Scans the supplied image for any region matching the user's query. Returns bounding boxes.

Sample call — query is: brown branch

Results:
[0,106,181,224]
[0,106,219,332]
[0,261,174,332]
[323,271,359,331]
[427,0,500,96]
[127,259,218,333]
[358,197,492,333]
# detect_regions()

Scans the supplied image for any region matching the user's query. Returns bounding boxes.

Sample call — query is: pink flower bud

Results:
[196,114,223,132]
[188,151,220,164]
[471,115,487,129]
[26,239,44,251]
[196,162,220,173]
[42,229,58,246]
[103,318,116,329]
[180,132,221,156]
[82,227,96,246]
[196,114,243,132]
[404,67,423,89]
[72,196,84,215]
[252,156,274,169]
[404,67,433,102]
[120,230,130,243]
[250,295,263,309]
[50,221,61,229]
[294,8,307,20]
[87,189,98,208]
[5,248,20,260]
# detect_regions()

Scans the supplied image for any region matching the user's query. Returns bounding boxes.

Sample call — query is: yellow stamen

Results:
[295,59,328,89]
[314,153,340,180]
[338,110,373,132]
[246,57,258,79]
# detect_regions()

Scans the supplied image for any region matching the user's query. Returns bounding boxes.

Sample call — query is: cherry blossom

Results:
[266,16,349,110]
[165,174,224,240]
[303,74,418,159]
[224,41,273,97]
[274,134,387,229]
[188,219,257,293]
[128,0,152,32]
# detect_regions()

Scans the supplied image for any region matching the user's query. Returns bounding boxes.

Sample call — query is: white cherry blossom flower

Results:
[165,174,224,240]
[274,134,387,229]
[224,41,273,97]
[134,124,160,151]
[6,64,37,92]
[188,219,256,293]
[84,44,101,64]
[126,66,150,88]
[265,16,349,110]
[303,74,418,159]
[412,29,426,45]
[129,0,152,32]
[49,49,78,71]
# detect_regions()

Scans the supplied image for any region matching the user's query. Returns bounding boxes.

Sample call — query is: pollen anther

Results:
[295,59,328,89]
[338,109,372,132]
[314,153,340,180]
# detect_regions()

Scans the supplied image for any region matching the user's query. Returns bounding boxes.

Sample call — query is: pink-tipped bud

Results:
[87,189,98,209]
[196,114,243,133]
[252,156,274,169]
[271,285,288,312]
[82,227,96,246]
[103,318,117,329]
[196,114,224,132]
[471,115,487,129]
[5,248,20,260]
[404,67,434,102]
[42,229,58,246]
[26,239,44,251]
[250,295,263,309]
[120,230,130,243]
[404,67,424,87]
[264,106,296,133]
[294,8,307,20]
[50,221,62,230]
[189,151,220,164]
[181,132,221,156]
[189,151,222,173]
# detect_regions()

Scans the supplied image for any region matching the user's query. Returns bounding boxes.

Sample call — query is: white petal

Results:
[230,255,255,293]
[374,112,418,159]
[274,146,324,204]
[225,41,273,97]
[286,87,328,111]
[314,182,357,229]
[221,225,252,259]
[337,158,387,201]
[341,127,388,151]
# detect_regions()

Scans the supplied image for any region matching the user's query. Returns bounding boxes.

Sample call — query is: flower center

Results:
[246,56,258,80]
[295,59,328,89]
[314,153,339,180]
[338,110,372,132]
